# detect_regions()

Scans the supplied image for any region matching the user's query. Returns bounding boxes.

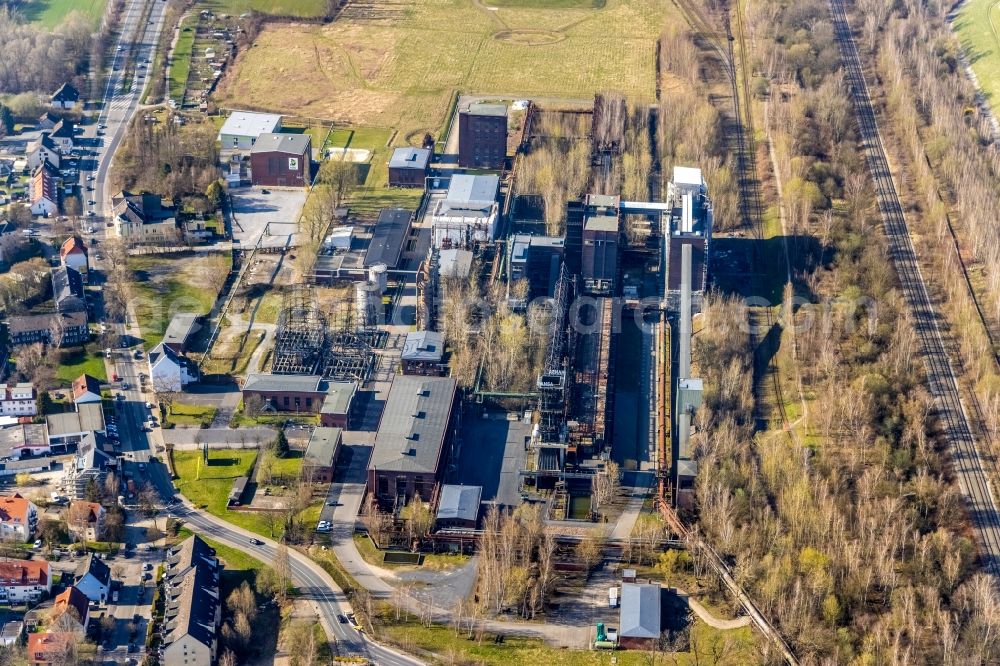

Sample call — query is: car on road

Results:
[86,175,95,181]
[87,211,96,217]
[122,382,129,390]
[20,229,37,236]
[249,538,263,546]
[326,500,339,506]
[138,463,146,472]
[142,563,151,571]
[87,226,96,233]
[99,124,107,129]
[145,401,153,409]
[87,200,95,205]
[32,539,42,549]
[337,615,347,624]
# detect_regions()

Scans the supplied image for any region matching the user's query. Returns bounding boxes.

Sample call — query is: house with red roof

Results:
[0,493,38,542]
[49,586,89,633]
[59,236,88,273]
[0,558,50,603]
[27,632,74,666]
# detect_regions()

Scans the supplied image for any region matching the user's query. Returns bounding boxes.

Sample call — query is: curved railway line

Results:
[829,0,1000,578]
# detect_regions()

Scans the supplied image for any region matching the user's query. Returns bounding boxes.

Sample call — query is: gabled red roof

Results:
[0,494,34,524]
[52,586,89,626]
[0,559,49,587]
[27,632,72,660]
[60,236,87,259]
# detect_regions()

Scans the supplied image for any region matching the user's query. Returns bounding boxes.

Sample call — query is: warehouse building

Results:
[249,133,312,187]
[388,147,431,187]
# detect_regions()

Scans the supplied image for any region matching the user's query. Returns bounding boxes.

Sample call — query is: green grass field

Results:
[202,0,328,18]
[485,0,603,6]
[173,448,317,539]
[54,345,108,384]
[380,621,757,665]
[169,16,197,106]
[21,0,107,28]
[955,0,1000,113]
[165,402,217,427]
[130,253,230,349]
[216,0,670,134]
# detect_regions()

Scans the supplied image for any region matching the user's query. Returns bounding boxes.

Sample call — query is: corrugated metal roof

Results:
[445,174,499,211]
[243,373,323,393]
[436,485,482,522]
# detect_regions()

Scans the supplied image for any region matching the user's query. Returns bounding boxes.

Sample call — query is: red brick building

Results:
[249,133,312,187]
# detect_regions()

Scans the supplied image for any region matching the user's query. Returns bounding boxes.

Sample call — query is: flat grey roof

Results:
[446,174,499,210]
[46,403,105,437]
[250,132,311,156]
[163,313,200,348]
[243,373,323,393]
[305,427,342,467]
[364,208,412,268]
[219,111,282,138]
[620,582,662,639]
[401,330,444,363]
[439,249,473,278]
[585,215,619,232]
[389,147,431,170]
[370,375,457,475]
[466,103,507,117]
[321,382,357,416]
[436,485,481,523]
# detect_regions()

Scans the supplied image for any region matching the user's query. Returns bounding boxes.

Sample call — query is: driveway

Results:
[229,188,307,249]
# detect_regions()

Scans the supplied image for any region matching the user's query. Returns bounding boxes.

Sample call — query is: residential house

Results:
[400,330,446,376]
[0,559,50,603]
[458,103,507,169]
[0,423,50,459]
[218,111,282,153]
[49,586,89,634]
[241,373,325,413]
[363,208,413,269]
[0,382,37,416]
[302,427,341,483]
[319,381,356,428]
[111,190,178,243]
[71,374,102,405]
[29,164,58,217]
[388,147,431,187]
[74,554,111,604]
[435,484,482,529]
[67,501,104,541]
[367,375,457,507]
[26,134,60,171]
[249,133,312,187]
[27,632,74,666]
[429,174,499,248]
[618,582,663,650]
[51,266,86,313]
[65,434,112,499]
[48,120,75,154]
[148,342,197,392]
[161,535,221,666]
[6,311,89,347]
[59,236,88,273]
[37,112,60,130]
[0,494,38,542]
[50,83,79,110]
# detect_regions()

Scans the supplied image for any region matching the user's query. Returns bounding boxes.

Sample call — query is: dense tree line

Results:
[0,5,109,97]
[111,115,220,200]
[673,0,1000,661]
[861,0,1000,439]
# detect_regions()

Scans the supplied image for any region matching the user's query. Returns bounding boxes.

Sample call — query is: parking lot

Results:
[229,187,307,249]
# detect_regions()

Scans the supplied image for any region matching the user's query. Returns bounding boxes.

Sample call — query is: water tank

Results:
[355,281,377,328]
[368,263,388,292]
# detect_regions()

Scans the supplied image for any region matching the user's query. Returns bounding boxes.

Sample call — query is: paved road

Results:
[86,0,169,219]
[831,0,1000,580]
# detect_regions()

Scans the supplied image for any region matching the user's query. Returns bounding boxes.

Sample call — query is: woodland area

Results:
[862,0,1000,443]
[0,2,120,99]
[678,0,1000,662]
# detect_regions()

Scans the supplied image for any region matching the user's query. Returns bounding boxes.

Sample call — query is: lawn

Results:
[165,402,217,427]
[955,0,1000,111]
[130,252,231,349]
[20,0,107,28]
[203,0,329,18]
[53,345,108,384]
[380,620,758,665]
[215,0,670,135]
[173,449,317,539]
[168,16,197,106]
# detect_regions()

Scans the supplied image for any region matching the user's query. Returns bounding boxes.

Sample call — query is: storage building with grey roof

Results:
[367,375,457,506]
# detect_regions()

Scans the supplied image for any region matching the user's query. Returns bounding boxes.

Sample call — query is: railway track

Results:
[829,0,1000,579]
